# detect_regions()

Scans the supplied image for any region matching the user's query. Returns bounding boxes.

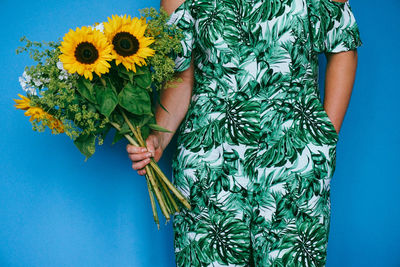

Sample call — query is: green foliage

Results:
[139,7,184,91]
[15,7,187,159]
[95,83,118,117]
[134,69,152,89]
[16,37,110,147]
[118,82,152,115]
[148,123,173,133]
[76,77,96,103]
[74,133,96,160]
[14,8,194,227]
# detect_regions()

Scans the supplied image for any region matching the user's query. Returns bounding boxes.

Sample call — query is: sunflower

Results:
[103,14,155,72]
[14,94,31,110]
[59,26,113,80]
[14,94,64,134]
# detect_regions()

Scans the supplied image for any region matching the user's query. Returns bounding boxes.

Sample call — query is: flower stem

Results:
[144,163,170,221]
[150,167,172,215]
[120,110,145,146]
[119,110,170,220]
[158,174,180,213]
[162,187,173,215]
[111,113,190,224]
[134,120,188,211]
[146,175,160,229]
[110,121,168,223]
[136,125,177,215]
[149,159,191,210]
[100,77,107,87]
[109,121,139,146]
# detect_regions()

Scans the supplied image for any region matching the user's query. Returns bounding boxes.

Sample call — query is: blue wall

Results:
[0,0,399,266]
[0,0,175,266]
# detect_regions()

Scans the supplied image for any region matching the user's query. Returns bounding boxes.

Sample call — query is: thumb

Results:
[146,136,156,157]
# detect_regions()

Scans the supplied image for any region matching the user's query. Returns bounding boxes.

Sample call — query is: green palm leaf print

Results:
[169,0,362,265]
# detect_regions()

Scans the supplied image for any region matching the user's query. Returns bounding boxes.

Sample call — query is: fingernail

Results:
[141,148,147,152]
[147,152,152,157]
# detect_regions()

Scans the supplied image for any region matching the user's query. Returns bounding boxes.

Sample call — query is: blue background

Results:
[0,0,399,266]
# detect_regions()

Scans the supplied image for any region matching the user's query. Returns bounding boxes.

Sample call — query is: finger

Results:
[132,158,151,170]
[127,144,147,154]
[153,155,161,163]
[129,151,152,162]
[138,169,146,176]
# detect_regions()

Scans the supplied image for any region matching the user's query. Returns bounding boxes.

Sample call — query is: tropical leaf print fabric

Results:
[167,0,362,266]
[308,0,362,53]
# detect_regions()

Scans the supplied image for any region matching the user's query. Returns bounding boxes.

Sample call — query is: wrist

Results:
[152,130,170,151]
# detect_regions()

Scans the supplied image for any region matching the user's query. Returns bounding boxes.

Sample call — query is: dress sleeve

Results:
[167,0,195,72]
[308,0,363,54]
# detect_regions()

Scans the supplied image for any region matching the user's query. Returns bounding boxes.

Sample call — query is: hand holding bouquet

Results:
[14,8,191,229]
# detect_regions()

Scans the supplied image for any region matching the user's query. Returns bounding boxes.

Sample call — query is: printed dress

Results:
[167,0,362,266]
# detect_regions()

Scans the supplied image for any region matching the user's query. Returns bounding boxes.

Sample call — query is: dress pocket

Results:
[314,97,339,144]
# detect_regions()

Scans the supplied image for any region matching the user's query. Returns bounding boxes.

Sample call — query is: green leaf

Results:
[76,77,96,103]
[148,123,173,133]
[118,82,152,115]
[156,92,169,113]
[140,125,150,141]
[118,122,131,134]
[98,124,112,139]
[74,134,96,160]
[131,114,153,128]
[95,83,118,117]
[117,64,147,83]
[118,65,134,83]
[87,102,98,113]
[132,65,146,76]
[112,131,125,145]
[135,69,152,89]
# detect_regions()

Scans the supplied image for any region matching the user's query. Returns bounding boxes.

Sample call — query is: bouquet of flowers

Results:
[14,7,191,229]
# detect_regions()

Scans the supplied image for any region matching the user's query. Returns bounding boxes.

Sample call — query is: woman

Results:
[127,0,362,265]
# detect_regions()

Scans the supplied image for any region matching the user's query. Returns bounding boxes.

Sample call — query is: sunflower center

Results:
[75,42,99,64]
[112,32,139,57]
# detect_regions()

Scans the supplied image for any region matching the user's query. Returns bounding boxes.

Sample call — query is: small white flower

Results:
[18,76,26,88]
[26,87,37,95]
[33,79,43,87]
[56,61,65,71]
[19,71,36,95]
[58,74,68,80]
[94,23,104,33]
[87,22,104,33]
[22,71,31,83]
[56,61,70,80]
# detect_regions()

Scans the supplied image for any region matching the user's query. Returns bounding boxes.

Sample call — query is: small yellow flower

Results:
[13,94,31,110]
[24,106,47,122]
[13,94,64,134]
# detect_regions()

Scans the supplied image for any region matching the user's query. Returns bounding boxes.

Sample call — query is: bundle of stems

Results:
[14,8,192,229]
[111,110,191,229]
